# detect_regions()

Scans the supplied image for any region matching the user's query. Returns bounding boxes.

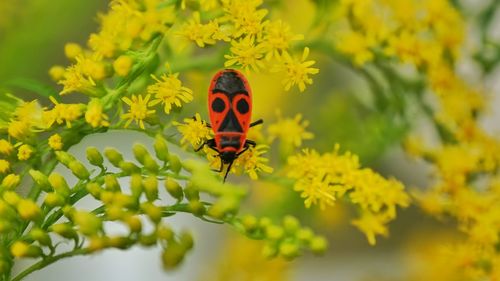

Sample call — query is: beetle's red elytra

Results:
[196,69,263,181]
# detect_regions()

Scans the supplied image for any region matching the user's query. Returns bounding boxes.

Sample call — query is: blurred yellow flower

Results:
[43,96,83,128]
[0,139,13,155]
[17,144,34,161]
[85,99,110,128]
[268,112,313,148]
[121,94,155,129]
[351,212,388,245]
[224,36,266,72]
[262,20,303,60]
[48,134,63,150]
[0,159,10,174]
[234,144,273,180]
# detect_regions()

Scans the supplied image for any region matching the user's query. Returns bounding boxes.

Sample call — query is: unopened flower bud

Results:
[144,176,158,202]
[188,200,205,216]
[108,236,131,249]
[73,211,102,236]
[279,241,299,260]
[283,215,300,234]
[3,191,20,206]
[179,231,194,250]
[64,42,82,59]
[184,184,199,201]
[141,202,162,224]
[48,172,70,196]
[162,243,186,270]
[106,205,125,221]
[28,170,50,191]
[262,242,278,259]
[55,151,76,166]
[86,147,104,167]
[124,215,142,233]
[88,236,108,252]
[0,220,14,233]
[143,155,159,173]
[69,161,90,180]
[30,228,52,246]
[265,225,284,241]
[0,202,16,219]
[310,236,328,255]
[119,161,140,175]
[104,147,124,167]
[51,223,78,240]
[154,134,169,162]
[86,182,102,199]
[157,225,174,241]
[241,215,258,232]
[11,241,42,258]
[297,228,313,242]
[1,174,20,190]
[169,154,181,174]
[164,178,183,201]
[113,55,133,77]
[17,199,42,221]
[44,192,66,207]
[133,143,149,164]
[104,175,120,191]
[130,174,143,198]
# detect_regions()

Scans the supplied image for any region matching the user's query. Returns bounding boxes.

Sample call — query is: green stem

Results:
[10,248,89,281]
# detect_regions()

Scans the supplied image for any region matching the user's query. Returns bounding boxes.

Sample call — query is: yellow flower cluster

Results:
[287,145,409,245]
[176,0,318,92]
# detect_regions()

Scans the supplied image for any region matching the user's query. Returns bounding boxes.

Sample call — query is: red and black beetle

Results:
[196,69,263,181]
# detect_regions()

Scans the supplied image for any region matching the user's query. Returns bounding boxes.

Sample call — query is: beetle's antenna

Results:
[223,161,234,182]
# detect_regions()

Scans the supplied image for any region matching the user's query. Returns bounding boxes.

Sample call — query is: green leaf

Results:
[2,77,60,102]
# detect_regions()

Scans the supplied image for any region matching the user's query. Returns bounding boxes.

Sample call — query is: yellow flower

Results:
[0,159,10,174]
[336,30,375,66]
[0,139,14,155]
[224,36,266,72]
[48,134,63,150]
[262,20,303,60]
[221,0,268,38]
[49,65,66,82]
[234,145,273,180]
[18,144,34,161]
[268,112,313,148]
[351,212,388,246]
[173,113,212,148]
[147,73,194,114]
[273,48,319,92]
[14,100,43,125]
[2,174,20,190]
[7,120,31,140]
[113,55,133,77]
[177,12,216,47]
[64,42,83,60]
[85,99,110,128]
[58,64,96,95]
[43,96,83,128]
[121,94,155,129]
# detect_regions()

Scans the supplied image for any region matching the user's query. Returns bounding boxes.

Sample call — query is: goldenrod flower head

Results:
[0,139,14,155]
[113,55,133,77]
[221,0,268,38]
[7,120,31,140]
[173,113,212,148]
[351,212,388,246]
[273,48,319,92]
[43,96,83,128]
[234,144,273,180]
[385,31,425,66]
[49,65,66,82]
[85,99,110,128]
[224,36,266,73]
[0,159,10,174]
[262,20,303,60]
[121,94,155,129]
[17,144,34,161]
[336,30,375,66]
[11,241,42,258]
[177,12,216,47]
[147,73,194,114]
[14,100,43,126]
[48,134,63,150]
[268,112,313,148]
[64,42,83,60]
[75,54,107,81]
[58,64,96,95]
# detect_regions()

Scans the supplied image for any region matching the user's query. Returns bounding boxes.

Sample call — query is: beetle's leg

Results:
[236,140,256,157]
[195,139,217,152]
[249,119,263,127]
[245,139,257,147]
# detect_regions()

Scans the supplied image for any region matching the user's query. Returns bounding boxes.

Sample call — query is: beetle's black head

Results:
[213,71,248,97]
[220,151,236,164]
